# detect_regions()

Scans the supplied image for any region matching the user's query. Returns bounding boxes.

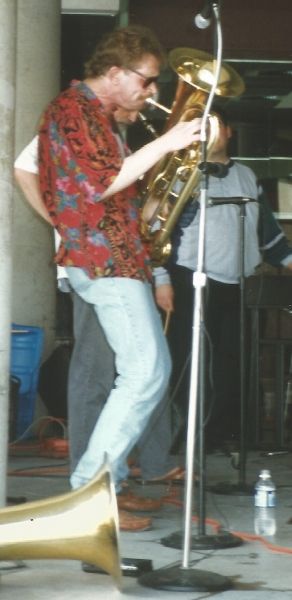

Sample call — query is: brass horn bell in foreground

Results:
[0,463,121,587]
[141,47,245,266]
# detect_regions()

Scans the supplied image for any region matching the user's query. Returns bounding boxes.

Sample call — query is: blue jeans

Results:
[66,267,171,492]
[68,292,178,478]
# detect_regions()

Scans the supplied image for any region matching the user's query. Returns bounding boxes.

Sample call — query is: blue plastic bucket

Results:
[10,324,44,438]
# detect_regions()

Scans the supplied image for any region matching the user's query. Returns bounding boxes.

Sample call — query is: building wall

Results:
[129,0,292,59]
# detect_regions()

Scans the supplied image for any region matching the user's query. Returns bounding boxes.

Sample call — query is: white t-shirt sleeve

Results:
[14,136,39,174]
[15,136,70,287]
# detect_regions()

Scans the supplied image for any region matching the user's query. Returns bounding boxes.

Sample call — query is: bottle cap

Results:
[260,469,271,479]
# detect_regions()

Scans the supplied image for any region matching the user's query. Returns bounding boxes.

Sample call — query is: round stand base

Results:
[161,530,243,550]
[209,481,254,496]
[139,564,233,592]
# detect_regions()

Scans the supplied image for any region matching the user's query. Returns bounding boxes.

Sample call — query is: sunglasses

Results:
[126,67,159,89]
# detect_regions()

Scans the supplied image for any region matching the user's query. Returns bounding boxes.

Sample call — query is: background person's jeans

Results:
[68,291,115,473]
[66,267,171,492]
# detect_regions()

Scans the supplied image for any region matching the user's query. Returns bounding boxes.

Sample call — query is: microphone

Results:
[194,0,214,29]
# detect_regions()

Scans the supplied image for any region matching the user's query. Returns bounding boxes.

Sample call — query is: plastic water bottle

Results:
[254,469,276,536]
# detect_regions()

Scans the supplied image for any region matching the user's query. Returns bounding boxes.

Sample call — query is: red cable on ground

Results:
[231,530,292,555]
[9,416,69,458]
[162,490,292,556]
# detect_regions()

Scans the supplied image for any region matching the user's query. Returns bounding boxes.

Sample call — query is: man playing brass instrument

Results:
[19,25,202,531]
[15,106,183,532]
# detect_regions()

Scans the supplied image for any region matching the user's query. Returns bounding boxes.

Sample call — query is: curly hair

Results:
[84,24,166,78]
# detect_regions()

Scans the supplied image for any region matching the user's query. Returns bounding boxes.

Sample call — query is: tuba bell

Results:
[0,463,122,588]
[140,47,245,266]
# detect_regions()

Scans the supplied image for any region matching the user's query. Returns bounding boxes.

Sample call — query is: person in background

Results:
[154,107,292,452]
[17,24,201,531]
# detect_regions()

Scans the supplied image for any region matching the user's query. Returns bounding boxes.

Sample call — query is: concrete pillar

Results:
[0,0,17,507]
[13,0,61,360]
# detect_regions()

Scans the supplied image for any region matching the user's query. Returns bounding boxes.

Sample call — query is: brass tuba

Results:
[141,48,245,266]
[0,463,122,588]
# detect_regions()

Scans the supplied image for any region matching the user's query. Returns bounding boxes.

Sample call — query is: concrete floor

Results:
[1,445,292,599]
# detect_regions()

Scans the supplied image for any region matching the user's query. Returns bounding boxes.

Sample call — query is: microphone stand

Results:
[139,3,240,593]
[208,197,257,496]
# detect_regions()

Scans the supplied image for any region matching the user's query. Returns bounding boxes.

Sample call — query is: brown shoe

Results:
[145,466,187,484]
[129,466,142,478]
[119,509,152,531]
[117,492,162,512]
